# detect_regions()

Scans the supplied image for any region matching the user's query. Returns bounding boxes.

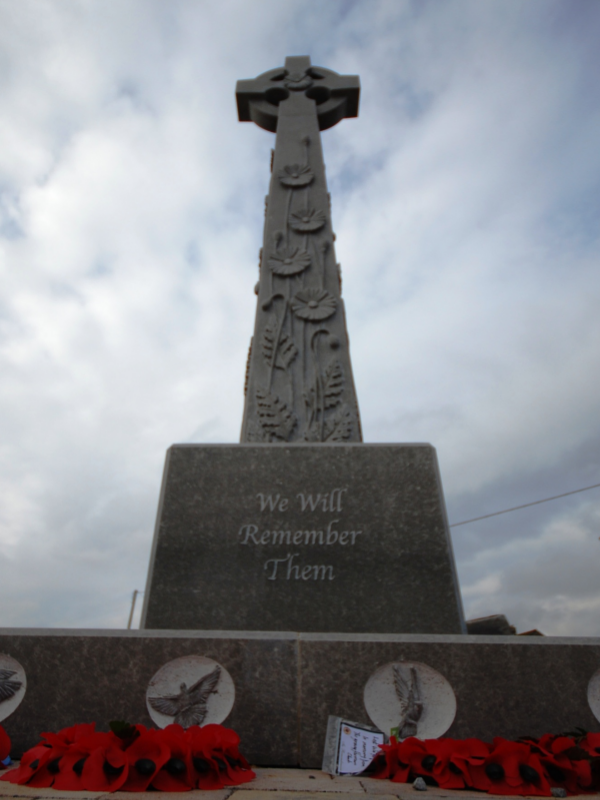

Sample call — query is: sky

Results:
[0,0,599,636]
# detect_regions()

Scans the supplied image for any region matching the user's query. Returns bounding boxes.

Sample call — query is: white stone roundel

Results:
[364,660,456,739]
[0,653,27,723]
[146,655,235,729]
[588,666,600,723]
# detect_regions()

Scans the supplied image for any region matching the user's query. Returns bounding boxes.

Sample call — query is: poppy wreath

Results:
[369,733,600,796]
[0,721,255,792]
[0,725,10,766]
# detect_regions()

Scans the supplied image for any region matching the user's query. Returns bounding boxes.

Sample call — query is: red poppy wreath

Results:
[0,721,255,792]
[369,732,600,796]
[0,724,10,767]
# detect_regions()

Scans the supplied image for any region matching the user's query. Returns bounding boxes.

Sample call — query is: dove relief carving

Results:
[0,669,23,704]
[148,665,221,728]
[393,664,424,738]
[364,660,456,741]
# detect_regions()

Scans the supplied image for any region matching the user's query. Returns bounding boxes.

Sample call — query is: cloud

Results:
[460,499,600,635]
[0,0,599,636]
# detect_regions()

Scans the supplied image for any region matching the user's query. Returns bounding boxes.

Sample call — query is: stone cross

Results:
[236,56,363,443]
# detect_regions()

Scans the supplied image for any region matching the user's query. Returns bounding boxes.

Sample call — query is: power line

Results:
[449,481,600,527]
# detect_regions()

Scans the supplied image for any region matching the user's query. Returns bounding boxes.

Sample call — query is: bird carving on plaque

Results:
[147,665,221,727]
[0,669,23,703]
[393,664,423,738]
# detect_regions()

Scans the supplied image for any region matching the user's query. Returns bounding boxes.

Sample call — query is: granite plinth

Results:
[141,444,465,634]
[298,633,600,766]
[0,629,298,765]
[1,630,599,768]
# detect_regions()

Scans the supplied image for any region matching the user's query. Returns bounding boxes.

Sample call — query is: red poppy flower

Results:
[366,747,392,780]
[185,725,228,789]
[434,737,491,789]
[527,734,574,756]
[0,744,56,786]
[523,735,593,793]
[8,726,104,789]
[200,724,255,786]
[387,743,411,783]
[151,724,193,792]
[580,733,600,758]
[0,725,10,763]
[422,739,467,789]
[541,752,591,794]
[42,722,97,747]
[470,738,552,796]
[120,728,170,792]
[79,741,129,792]
[52,732,120,792]
[396,737,435,782]
[369,738,411,782]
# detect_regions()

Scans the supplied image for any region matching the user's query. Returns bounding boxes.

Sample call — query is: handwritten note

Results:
[337,722,384,775]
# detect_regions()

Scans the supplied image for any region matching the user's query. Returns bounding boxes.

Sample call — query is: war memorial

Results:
[0,57,599,771]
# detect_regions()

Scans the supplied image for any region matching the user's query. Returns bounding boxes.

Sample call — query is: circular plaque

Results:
[588,666,600,723]
[364,660,456,739]
[0,653,27,723]
[146,655,234,729]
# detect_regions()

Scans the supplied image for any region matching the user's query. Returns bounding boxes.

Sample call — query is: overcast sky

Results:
[0,0,599,636]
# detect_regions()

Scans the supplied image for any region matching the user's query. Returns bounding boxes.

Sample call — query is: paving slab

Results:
[249,770,335,792]
[0,784,104,798]
[2,768,600,800]
[232,792,376,800]
[0,789,233,800]
[108,793,233,800]
[358,784,600,800]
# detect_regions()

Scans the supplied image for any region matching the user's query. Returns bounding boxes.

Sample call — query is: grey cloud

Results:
[1,0,599,635]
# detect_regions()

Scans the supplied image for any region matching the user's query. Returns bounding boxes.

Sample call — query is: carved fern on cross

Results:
[262,325,298,370]
[324,403,354,442]
[256,388,296,440]
[323,359,344,409]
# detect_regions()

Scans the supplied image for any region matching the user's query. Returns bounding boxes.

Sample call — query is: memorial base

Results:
[142,444,465,634]
[1,629,598,767]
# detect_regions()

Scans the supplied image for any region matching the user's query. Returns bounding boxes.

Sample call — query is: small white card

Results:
[337,721,385,775]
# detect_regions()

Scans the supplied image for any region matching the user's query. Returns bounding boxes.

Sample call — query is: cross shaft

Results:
[238,57,362,444]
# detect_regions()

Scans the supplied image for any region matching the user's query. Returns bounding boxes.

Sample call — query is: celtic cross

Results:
[237,56,362,443]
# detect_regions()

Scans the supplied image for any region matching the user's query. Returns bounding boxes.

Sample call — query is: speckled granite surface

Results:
[1,630,599,768]
[141,444,465,634]
[298,633,600,766]
[0,630,298,766]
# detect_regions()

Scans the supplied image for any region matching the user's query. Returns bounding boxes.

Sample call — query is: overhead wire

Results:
[449,481,600,527]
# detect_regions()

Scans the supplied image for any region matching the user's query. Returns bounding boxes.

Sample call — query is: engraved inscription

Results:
[297,488,346,512]
[257,493,289,512]
[234,486,363,583]
[257,488,347,513]
[264,553,335,581]
[238,520,361,547]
